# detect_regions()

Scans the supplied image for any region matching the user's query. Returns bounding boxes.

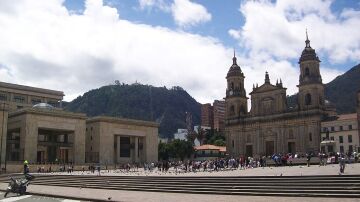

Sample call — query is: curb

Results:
[0,188,118,202]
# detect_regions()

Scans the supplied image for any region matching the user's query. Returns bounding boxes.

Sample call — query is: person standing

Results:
[23,160,29,174]
[339,154,346,174]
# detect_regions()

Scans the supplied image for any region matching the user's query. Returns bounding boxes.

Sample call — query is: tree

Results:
[213,139,226,146]
[158,139,194,161]
[196,126,207,145]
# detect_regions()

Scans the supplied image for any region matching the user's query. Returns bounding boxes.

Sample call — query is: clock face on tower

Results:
[229,90,233,95]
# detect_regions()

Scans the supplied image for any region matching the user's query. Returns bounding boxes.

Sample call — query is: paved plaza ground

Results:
[1,163,359,201]
[36,162,360,177]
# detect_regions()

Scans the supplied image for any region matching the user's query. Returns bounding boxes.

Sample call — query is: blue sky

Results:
[0,0,359,103]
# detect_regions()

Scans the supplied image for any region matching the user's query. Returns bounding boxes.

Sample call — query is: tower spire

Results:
[305,28,311,48]
[232,49,237,65]
[265,71,270,84]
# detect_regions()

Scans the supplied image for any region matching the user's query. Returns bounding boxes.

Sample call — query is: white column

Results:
[134,137,139,163]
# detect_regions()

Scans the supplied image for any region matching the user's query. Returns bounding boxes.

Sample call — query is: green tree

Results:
[213,139,226,146]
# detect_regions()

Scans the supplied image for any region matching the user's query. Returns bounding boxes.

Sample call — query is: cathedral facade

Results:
[225,34,331,157]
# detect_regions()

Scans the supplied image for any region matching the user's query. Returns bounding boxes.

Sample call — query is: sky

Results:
[0,0,359,104]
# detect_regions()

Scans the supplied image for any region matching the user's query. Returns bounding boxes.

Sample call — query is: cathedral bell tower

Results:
[225,52,248,119]
[298,31,325,111]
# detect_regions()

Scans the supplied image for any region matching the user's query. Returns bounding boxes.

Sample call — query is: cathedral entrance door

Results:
[265,141,274,156]
[246,145,253,157]
[288,142,295,154]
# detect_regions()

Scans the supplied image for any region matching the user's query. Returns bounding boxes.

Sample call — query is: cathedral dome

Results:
[226,55,244,78]
[299,31,320,63]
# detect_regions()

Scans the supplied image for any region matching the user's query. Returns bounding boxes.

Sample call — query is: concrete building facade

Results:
[321,114,359,153]
[86,116,158,164]
[0,81,159,170]
[225,33,330,157]
[201,104,213,128]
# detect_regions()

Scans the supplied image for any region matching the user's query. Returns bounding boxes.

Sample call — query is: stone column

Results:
[116,136,120,164]
[134,136,139,163]
[23,114,38,163]
[73,120,86,164]
[0,103,8,168]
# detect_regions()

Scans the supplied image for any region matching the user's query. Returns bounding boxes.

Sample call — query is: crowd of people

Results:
[25,151,359,175]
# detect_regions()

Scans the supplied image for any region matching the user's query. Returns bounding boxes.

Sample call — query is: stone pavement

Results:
[0,191,82,202]
[36,162,360,177]
[0,184,359,202]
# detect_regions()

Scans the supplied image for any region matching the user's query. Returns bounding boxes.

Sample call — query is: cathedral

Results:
[225,33,334,157]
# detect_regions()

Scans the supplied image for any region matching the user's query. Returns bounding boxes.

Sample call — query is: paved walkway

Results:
[0,184,359,202]
[36,163,360,177]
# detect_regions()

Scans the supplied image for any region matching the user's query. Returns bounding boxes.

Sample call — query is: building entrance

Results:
[288,142,296,154]
[265,141,274,156]
[246,145,253,157]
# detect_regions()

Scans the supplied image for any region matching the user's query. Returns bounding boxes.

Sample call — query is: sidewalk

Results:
[0,183,359,202]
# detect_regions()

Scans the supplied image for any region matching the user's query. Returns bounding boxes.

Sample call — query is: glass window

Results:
[331,127,334,132]
[120,137,130,157]
[309,133,312,141]
[349,145,353,153]
[0,93,7,101]
[348,135,352,143]
[339,126,343,131]
[13,95,25,103]
[349,125,352,130]
[330,136,334,141]
[339,136,343,143]
[340,146,344,153]
[232,140,234,148]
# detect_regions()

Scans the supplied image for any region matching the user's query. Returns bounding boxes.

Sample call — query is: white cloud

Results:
[229,0,360,63]
[0,0,350,107]
[0,0,224,103]
[138,0,211,28]
[171,0,212,28]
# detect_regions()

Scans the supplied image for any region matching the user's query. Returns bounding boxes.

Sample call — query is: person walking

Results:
[23,160,29,174]
[339,154,346,174]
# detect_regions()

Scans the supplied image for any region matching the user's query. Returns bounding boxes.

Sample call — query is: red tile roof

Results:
[194,144,226,152]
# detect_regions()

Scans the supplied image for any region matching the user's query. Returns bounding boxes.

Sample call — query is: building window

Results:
[309,133,312,141]
[232,140,234,148]
[0,93,7,101]
[288,129,294,139]
[13,95,25,103]
[230,105,235,115]
[90,146,92,151]
[349,145,353,153]
[305,94,312,105]
[339,136,343,143]
[330,136,334,141]
[120,137,131,157]
[339,126,343,131]
[340,146,344,153]
[305,67,310,76]
[331,127,334,132]
[90,136,93,141]
[348,135,352,143]
[349,125,352,130]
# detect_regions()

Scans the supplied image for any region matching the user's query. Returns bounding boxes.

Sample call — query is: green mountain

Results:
[65,83,200,138]
[288,64,360,114]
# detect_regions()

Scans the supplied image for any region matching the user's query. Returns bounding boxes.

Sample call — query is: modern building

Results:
[225,33,334,157]
[201,100,225,132]
[321,113,359,153]
[0,81,159,169]
[201,104,213,128]
[213,100,225,131]
[85,116,158,164]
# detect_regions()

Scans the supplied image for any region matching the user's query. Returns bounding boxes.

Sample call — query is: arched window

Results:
[239,105,246,114]
[230,105,235,115]
[288,129,294,139]
[305,93,312,105]
[305,67,310,76]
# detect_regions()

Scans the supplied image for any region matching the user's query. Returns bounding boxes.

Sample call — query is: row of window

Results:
[0,92,60,106]
[323,125,353,132]
[322,135,353,143]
